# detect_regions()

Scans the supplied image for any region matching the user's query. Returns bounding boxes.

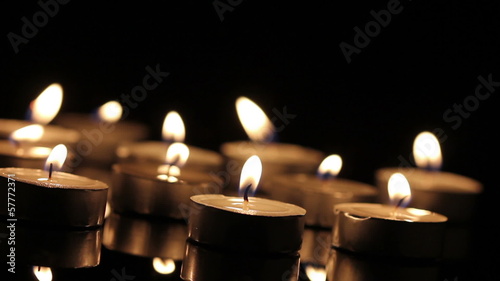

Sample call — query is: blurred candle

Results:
[220,96,324,194]
[375,131,483,223]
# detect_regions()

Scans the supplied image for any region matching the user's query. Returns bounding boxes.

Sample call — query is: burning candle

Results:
[116,111,224,174]
[0,144,109,227]
[268,154,378,228]
[53,100,149,166]
[0,83,81,147]
[220,96,324,194]
[186,155,306,253]
[375,131,483,223]
[332,173,448,259]
[111,142,223,220]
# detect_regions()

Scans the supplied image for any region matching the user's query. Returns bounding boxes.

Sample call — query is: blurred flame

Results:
[236,96,275,142]
[305,265,327,281]
[413,131,442,170]
[162,111,185,143]
[388,173,411,207]
[10,124,44,142]
[33,266,52,281]
[153,258,176,274]
[238,155,262,197]
[97,101,122,123]
[317,154,342,179]
[44,144,67,171]
[165,142,190,167]
[30,83,63,124]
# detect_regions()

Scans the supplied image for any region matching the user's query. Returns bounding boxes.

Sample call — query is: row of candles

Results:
[0,83,483,280]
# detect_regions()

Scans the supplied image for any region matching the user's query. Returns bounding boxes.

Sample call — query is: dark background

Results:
[1,0,499,280]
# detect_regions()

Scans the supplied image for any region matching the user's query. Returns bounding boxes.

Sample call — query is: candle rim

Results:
[0,167,108,190]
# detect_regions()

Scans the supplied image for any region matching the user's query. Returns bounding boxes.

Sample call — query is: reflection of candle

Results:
[326,248,441,281]
[332,173,448,259]
[0,220,102,268]
[0,83,81,147]
[375,131,483,223]
[0,144,108,227]
[268,154,378,228]
[116,111,224,174]
[102,212,188,261]
[220,97,324,194]
[53,100,149,166]
[111,142,222,219]
[187,155,306,253]
[33,266,52,281]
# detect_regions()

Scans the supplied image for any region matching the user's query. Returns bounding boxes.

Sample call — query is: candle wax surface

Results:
[113,162,216,184]
[191,194,306,217]
[338,203,447,223]
[0,167,108,189]
[0,119,81,144]
[275,174,377,196]
[220,141,324,165]
[116,141,224,167]
[377,168,482,193]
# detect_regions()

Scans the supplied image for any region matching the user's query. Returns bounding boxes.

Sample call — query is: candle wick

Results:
[48,163,53,180]
[38,266,41,272]
[243,184,252,202]
[394,195,409,209]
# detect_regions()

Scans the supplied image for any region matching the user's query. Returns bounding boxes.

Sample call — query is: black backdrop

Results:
[1,1,499,280]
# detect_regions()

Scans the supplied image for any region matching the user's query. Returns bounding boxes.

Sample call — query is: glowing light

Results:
[30,83,63,124]
[305,265,327,281]
[33,266,52,281]
[97,101,122,123]
[388,173,411,208]
[153,258,176,274]
[317,154,342,179]
[10,124,44,142]
[165,142,190,167]
[236,96,275,142]
[238,155,262,197]
[44,144,68,171]
[162,111,185,143]
[413,131,442,170]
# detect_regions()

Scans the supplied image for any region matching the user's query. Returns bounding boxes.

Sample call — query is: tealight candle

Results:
[0,144,108,227]
[375,131,483,223]
[332,173,448,259]
[0,125,52,168]
[115,111,224,174]
[187,155,306,254]
[110,142,223,220]
[53,100,149,166]
[268,154,378,228]
[220,97,324,194]
[0,83,81,147]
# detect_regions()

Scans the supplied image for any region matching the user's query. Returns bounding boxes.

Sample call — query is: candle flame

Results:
[162,111,185,143]
[10,124,45,142]
[165,142,190,167]
[305,265,327,281]
[236,96,275,143]
[152,258,176,275]
[317,154,342,179]
[388,173,411,208]
[33,266,52,281]
[44,144,68,171]
[30,83,63,125]
[238,155,262,197]
[97,101,122,123]
[413,131,442,171]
